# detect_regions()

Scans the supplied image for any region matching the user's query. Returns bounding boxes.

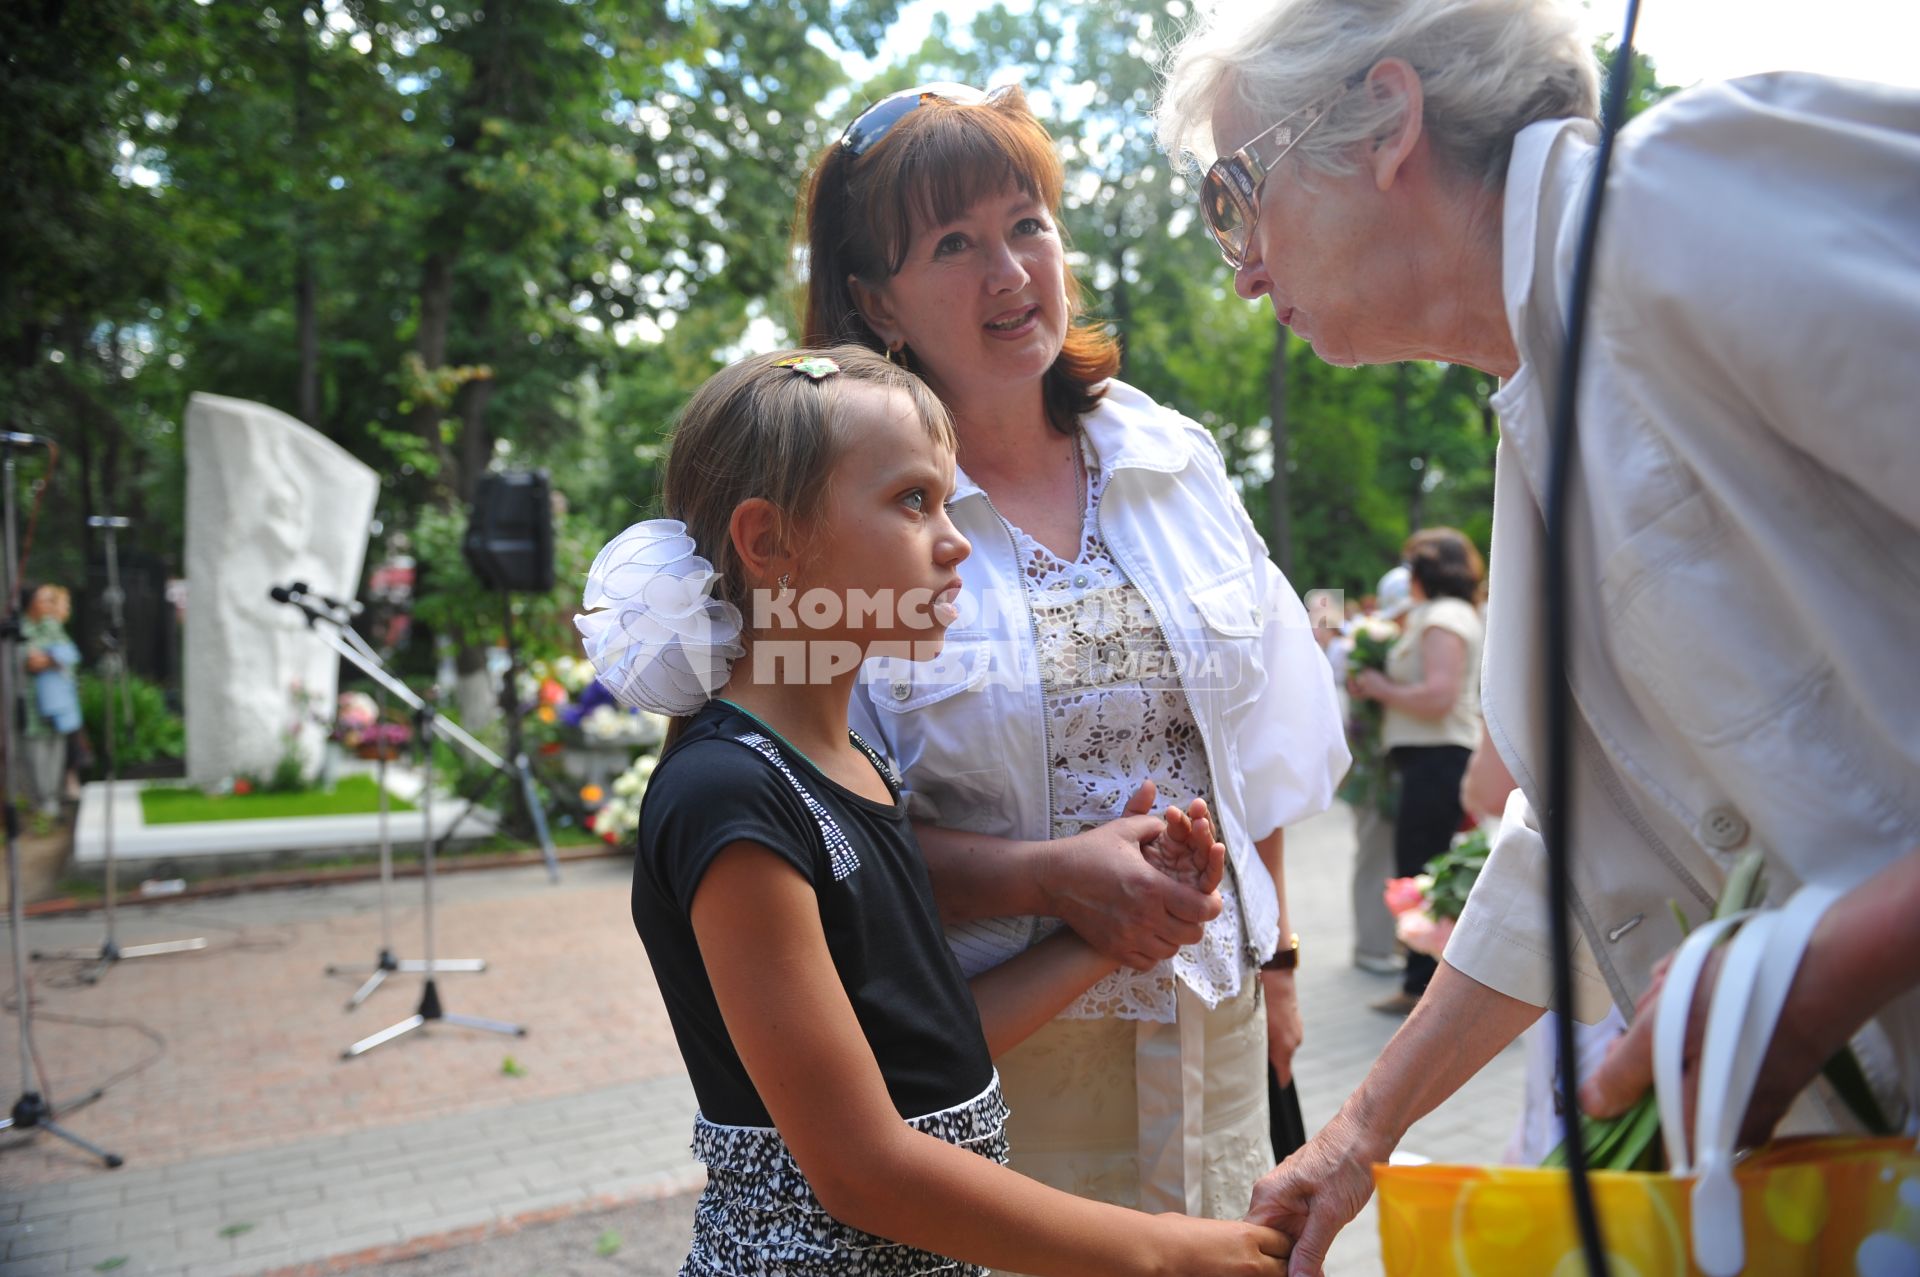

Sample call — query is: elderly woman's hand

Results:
[1040,780,1223,971]
[1244,1105,1391,1277]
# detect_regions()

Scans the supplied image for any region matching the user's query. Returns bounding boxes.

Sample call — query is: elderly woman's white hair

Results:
[1158,0,1600,186]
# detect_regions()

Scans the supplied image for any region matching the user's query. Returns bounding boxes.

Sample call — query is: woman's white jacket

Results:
[849,377,1350,974]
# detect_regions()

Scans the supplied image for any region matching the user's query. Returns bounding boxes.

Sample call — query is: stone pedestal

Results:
[183,393,379,784]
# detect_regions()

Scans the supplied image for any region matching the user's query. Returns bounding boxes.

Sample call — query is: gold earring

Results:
[887,341,907,368]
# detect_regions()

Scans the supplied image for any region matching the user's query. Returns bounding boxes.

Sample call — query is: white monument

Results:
[183,393,380,784]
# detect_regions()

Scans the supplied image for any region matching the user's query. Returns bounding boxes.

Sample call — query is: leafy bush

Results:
[78,672,184,773]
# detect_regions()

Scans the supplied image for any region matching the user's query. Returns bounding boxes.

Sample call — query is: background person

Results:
[20,583,87,818]
[1157,1,1920,1270]
[798,83,1349,1226]
[1346,565,1411,976]
[1347,529,1484,1015]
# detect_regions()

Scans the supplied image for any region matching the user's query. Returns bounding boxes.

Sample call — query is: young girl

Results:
[578,347,1289,1277]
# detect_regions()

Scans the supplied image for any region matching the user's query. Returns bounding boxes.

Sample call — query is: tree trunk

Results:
[292,2,320,428]
[1264,329,1294,576]
[1397,364,1426,532]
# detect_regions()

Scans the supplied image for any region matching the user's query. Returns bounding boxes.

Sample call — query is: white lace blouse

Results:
[1023,438,1251,1022]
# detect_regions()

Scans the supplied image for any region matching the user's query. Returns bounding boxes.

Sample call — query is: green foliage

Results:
[1420,827,1491,923]
[78,672,185,772]
[6,3,1666,693]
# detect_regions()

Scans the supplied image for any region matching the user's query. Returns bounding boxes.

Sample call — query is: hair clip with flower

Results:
[772,355,841,381]
[575,519,745,718]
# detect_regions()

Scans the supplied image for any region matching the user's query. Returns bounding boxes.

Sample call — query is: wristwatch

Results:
[1260,933,1301,972]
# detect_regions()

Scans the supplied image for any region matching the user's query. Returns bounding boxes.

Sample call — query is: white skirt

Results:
[986,978,1271,1276]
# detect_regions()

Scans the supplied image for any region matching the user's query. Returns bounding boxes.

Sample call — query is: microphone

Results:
[270,582,363,619]
[0,432,52,448]
[308,587,364,617]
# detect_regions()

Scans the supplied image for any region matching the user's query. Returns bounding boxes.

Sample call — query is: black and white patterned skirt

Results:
[681,1074,1009,1276]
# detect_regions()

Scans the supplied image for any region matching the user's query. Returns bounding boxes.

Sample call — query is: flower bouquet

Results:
[1346,614,1399,683]
[332,690,413,760]
[1382,826,1491,957]
[1339,615,1403,817]
[588,751,659,848]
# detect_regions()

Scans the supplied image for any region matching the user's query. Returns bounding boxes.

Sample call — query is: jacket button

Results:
[891,682,911,701]
[1699,804,1750,851]
[1251,605,1263,624]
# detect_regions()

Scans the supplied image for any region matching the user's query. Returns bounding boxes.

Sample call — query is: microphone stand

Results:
[265,586,526,1054]
[341,694,525,1058]
[0,441,123,1167]
[312,608,484,1010]
[33,516,207,980]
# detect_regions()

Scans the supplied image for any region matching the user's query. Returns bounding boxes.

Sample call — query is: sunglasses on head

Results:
[1198,79,1360,270]
[839,82,1017,156]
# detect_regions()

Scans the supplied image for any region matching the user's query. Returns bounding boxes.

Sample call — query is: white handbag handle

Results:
[1651,882,1844,1277]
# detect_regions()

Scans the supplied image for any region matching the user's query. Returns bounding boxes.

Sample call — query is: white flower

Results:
[1354,616,1400,644]
[594,749,661,845]
[576,519,744,716]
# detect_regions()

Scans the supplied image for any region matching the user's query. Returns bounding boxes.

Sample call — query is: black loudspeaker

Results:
[463,470,554,592]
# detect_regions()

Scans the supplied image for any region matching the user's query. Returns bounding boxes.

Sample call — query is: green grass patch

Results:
[140,775,416,825]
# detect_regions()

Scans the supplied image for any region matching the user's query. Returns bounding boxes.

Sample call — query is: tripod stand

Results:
[0,440,123,1167]
[265,586,527,1054]
[314,618,484,1010]
[33,516,206,981]
[342,698,524,1058]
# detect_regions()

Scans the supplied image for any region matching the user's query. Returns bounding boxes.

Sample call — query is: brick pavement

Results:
[1,805,1528,1276]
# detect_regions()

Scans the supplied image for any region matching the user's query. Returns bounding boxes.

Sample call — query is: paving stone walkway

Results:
[1,804,1527,1276]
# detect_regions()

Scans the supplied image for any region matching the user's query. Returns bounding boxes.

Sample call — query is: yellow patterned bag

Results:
[1378,883,1918,1276]
[1374,1136,1920,1276]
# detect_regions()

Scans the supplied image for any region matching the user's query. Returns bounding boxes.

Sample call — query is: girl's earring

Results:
[887,341,907,369]
[777,573,792,593]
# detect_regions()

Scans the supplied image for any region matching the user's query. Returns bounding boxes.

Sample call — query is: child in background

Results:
[578,347,1287,1277]
[21,584,87,817]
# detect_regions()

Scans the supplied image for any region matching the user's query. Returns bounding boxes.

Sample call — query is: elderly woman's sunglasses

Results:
[1198,94,1341,270]
[839,82,1017,156]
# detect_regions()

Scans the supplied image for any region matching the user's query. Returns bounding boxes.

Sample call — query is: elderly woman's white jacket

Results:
[849,377,1349,980]
[1453,74,1920,1113]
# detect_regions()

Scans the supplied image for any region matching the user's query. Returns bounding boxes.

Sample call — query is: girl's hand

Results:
[1041,780,1222,971]
[1142,796,1226,896]
[1153,1213,1291,1276]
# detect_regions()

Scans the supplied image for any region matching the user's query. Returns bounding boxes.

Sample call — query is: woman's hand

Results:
[1040,780,1223,972]
[1347,669,1390,702]
[1582,850,1920,1153]
[1263,968,1304,1087]
[1244,1105,1391,1277]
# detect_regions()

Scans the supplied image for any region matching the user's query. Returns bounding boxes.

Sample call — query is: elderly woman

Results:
[1159,0,1920,1271]
[796,85,1349,1229]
